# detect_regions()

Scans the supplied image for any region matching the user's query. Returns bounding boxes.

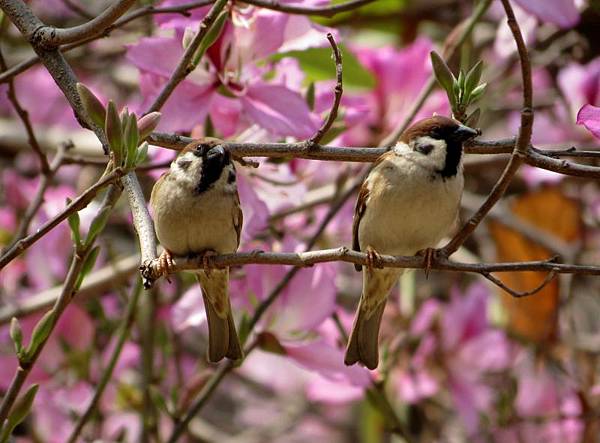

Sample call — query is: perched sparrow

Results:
[151,139,243,362]
[345,116,478,370]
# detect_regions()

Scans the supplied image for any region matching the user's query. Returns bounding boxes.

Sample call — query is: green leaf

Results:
[469,82,487,102]
[0,384,38,443]
[305,81,316,111]
[273,45,375,90]
[75,246,100,290]
[105,101,123,161]
[76,83,105,129]
[136,142,149,166]
[9,317,23,356]
[66,198,81,247]
[464,60,483,96]
[124,114,139,168]
[430,51,455,95]
[193,9,229,66]
[85,206,111,247]
[26,310,55,358]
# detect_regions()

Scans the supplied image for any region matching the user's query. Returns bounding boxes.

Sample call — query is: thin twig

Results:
[0,46,49,173]
[145,0,229,113]
[66,279,142,443]
[0,1,215,84]
[31,0,136,48]
[0,0,109,151]
[307,33,343,147]
[482,270,557,298]
[441,0,534,257]
[0,167,125,270]
[0,184,123,425]
[243,0,374,17]
[380,0,493,146]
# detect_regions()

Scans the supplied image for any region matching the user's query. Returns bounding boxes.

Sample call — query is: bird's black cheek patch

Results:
[227,170,236,184]
[416,143,434,155]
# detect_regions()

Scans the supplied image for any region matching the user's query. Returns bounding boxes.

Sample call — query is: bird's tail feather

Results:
[345,268,401,370]
[344,298,386,370]
[196,271,243,362]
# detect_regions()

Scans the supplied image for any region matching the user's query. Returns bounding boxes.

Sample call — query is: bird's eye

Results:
[194,143,210,157]
[415,143,434,155]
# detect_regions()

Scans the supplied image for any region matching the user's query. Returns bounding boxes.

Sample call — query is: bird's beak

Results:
[206,145,226,160]
[452,124,479,141]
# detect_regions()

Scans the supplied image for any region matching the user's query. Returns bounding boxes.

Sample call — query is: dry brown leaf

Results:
[488,186,581,343]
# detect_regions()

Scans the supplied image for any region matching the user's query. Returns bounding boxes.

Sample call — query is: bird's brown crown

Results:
[399,115,461,143]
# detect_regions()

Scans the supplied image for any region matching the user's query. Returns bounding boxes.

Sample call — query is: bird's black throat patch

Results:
[438,139,462,178]
[195,146,231,194]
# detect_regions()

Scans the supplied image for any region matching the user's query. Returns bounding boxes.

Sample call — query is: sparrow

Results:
[150,139,243,362]
[345,116,478,370]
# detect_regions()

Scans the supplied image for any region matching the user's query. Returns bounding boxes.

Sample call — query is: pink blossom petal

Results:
[126,36,185,77]
[394,369,439,403]
[242,83,318,138]
[577,104,600,139]
[513,0,579,28]
[284,339,372,386]
[138,73,214,132]
[305,375,365,404]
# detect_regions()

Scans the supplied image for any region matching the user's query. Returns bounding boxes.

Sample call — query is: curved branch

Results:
[242,0,374,16]
[307,33,343,146]
[441,0,534,256]
[32,0,135,47]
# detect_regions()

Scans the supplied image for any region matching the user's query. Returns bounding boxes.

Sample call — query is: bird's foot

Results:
[416,248,438,279]
[365,246,384,271]
[201,249,218,276]
[157,249,175,283]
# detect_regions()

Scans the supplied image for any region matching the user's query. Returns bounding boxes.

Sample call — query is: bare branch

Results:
[146,0,229,113]
[441,0,534,257]
[381,0,493,146]
[0,184,122,425]
[307,33,343,147]
[0,1,215,84]
[482,270,557,298]
[122,172,157,283]
[242,0,374,17]
[147,132,600,179]
[140,247,600,288]
[0,167,125,270]
[32,0,136,48]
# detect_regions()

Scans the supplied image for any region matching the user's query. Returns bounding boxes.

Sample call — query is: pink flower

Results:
[344,38,449,145]
[392,284,511,433]
[577,104,600,139]
[513,0,579,28]
[127,7,326,138]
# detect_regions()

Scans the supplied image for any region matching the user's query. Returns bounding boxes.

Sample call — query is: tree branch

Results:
[242,0,374,17]
[32,0,136,48]
[441,0,534,256]
[380,0,493,146]
[0,184,123,425]
[0,167,125,270]
[307,33,343,147]
[141,247,600,285]
[145,0,229,113]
